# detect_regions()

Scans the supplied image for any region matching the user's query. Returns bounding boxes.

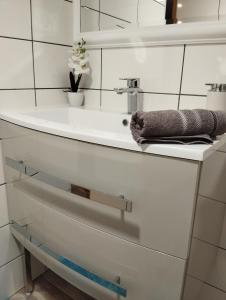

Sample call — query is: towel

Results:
[130,109,226,144]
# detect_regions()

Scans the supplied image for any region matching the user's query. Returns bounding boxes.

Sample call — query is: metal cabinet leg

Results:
[24,249,34,295]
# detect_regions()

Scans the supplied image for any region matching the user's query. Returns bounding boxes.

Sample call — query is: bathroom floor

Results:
[10,271,95,300]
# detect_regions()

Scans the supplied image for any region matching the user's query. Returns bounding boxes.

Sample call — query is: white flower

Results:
[68,39,90,76]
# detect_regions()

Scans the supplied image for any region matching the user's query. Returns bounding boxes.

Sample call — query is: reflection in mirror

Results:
[176,0,223,23]
[80,0,226,33]
[80,0,167,32]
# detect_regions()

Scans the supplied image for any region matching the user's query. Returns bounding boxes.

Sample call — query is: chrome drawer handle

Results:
[5,157,132,212]
[11,222,127,298]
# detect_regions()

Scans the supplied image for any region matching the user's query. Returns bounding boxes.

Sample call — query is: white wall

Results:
[0,0,73,297]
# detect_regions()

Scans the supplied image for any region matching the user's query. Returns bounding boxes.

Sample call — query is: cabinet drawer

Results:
[3,121,200,259]
[11,197,185,300]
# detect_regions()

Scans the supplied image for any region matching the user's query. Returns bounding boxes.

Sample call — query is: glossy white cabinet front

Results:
[0,120,201,300]
[2,121,199,259]
[10,194,185,300]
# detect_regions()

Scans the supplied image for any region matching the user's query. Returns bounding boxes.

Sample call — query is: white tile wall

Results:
[220,215,226,249]
[219,0,226,20]
[188,238,218,282]
[34,42,70,88]
[199,151,226,204]
[0,187,8,228]
[82,89,101,109]
[179,96,207,110]
[182,44,226,96]
[0,0,73,296]
[0,143,5,185]
[0,256,24,299]
[36,89,68,107]
[142,93,179,111]
[0,0,31,39]
[0,225,23,268]
[0,90,35,111]
[102,46,184,94]
[193,196,225,247]
[0,38,34,89]
[183,276,226,300]
[32,0,73,45]
[188,238,226,292]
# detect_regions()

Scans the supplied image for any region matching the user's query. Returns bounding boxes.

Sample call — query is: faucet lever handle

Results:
[119,78,140,88]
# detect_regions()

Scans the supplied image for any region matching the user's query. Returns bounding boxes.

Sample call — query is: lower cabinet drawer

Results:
[3,123,199,259]
[11,197,185,300]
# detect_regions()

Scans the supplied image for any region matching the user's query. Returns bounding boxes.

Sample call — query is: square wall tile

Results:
[199,151,226,203]
[182,44,226,95]
[219,0,226,20]
[0,225,23,268]
[101,90,127,113]
[0,186,8,228]
[0,90,35,110]
[193,196,225,247]
[0,256,24,299]
[36,89,68,107]
[142,93,178,111]
[0,143,5,185]
[102,46,184,94]
[220,214,226,249]
[0,38,34,89]
[32,0,73,45]
[82,89,101,109]
[188,238,217,283]
[0,0,31,39]
[34,42,70,88]
[179,95,207,110]
[183,276,226,300]
[188,238,226,292]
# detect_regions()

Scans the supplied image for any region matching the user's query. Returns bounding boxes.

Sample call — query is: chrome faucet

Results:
[114,78,140,114]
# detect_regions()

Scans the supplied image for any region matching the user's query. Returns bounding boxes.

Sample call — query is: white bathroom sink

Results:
[24,107,131,136]
[0,106,224,161]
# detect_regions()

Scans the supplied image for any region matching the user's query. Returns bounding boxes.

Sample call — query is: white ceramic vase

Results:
[67,91,84,107]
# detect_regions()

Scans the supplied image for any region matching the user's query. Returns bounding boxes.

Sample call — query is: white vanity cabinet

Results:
[0,119,202,300]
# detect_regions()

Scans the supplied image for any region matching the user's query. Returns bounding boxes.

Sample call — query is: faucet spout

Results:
[114,78,140,114]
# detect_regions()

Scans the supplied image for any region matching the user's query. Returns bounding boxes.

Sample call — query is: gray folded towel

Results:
[130,109,226,144]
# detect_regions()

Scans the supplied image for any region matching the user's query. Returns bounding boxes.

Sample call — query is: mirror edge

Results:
[73,1,226,49]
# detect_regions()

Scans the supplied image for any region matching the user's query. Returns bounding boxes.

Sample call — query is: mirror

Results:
[80,0,226,33]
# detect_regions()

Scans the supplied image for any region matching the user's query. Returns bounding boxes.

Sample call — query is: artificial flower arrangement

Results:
[67,38,90,105]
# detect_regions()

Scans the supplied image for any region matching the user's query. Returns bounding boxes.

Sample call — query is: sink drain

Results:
[122,119,129,126]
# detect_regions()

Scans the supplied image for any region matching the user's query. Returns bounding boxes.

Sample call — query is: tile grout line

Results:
[193,236,226,252]
[188,274,226,294]
[218,0,222,20]
[0,254,24,270]
[30,0,37,106]
[177,44,186,110]
[100,48,103,109]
